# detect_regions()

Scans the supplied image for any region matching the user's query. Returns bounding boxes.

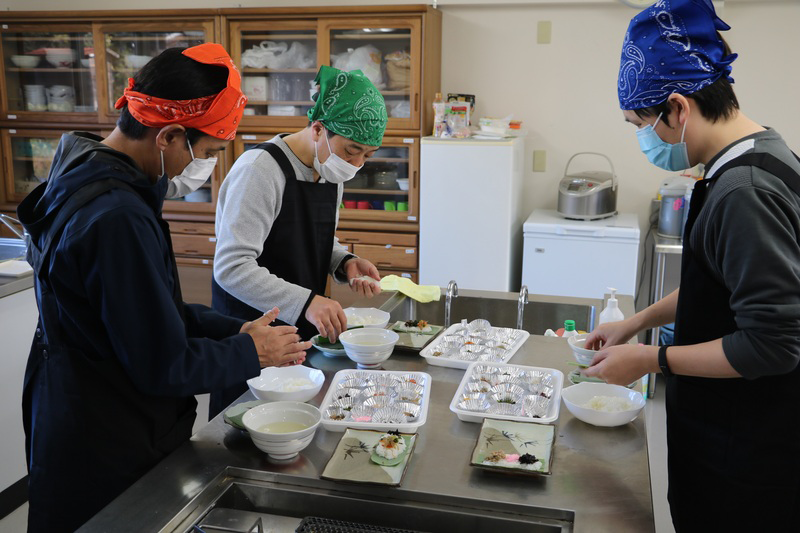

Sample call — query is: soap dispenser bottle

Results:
[599,287,625,325]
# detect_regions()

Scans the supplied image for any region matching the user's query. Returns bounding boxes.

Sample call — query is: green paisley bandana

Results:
[307,65,387,147]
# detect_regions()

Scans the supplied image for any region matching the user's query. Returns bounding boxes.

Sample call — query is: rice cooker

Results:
[557,152,618,220]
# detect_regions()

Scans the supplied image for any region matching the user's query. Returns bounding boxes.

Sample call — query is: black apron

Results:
[210,140,338,417]
[22,177,195,533]
[668,152,800,532]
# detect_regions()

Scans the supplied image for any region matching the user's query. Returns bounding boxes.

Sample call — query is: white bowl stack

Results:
[561,382,645,427]
[339,328,399,369]
[45,48,75,68]
[242,401,321,460]
[246,365,324,403]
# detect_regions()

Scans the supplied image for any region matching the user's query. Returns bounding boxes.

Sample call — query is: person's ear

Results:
[667,93,690,128]
[155,125,186,151]
[310,121,324,142]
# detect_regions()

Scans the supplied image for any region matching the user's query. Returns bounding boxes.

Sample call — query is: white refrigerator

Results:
[522,209,640,299]
[419,136,525,291]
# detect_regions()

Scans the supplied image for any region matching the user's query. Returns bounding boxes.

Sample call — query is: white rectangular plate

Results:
[420,324,530,370]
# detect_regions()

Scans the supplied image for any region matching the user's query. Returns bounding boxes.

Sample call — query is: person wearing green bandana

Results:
[209,66,388,418]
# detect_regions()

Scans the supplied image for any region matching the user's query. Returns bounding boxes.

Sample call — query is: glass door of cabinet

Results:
[163,147,225,215]
[340,136,419,223]
[1,129,74,202]
[229,20,318,127]
[319,18,421,131]
[232,134,419,223]
[97,22,213,122]
[0,25,98,120]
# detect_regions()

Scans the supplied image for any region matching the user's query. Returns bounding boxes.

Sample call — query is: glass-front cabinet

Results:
[1,129,80,202]
[229,21,318,127]
[96,22,214,122]
[0,25,98,119]
[319,18,421,132]
[232,134,418,223]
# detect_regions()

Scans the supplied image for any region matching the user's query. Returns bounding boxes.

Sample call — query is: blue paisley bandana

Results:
[618,0,738,110]
[307,65,387,147]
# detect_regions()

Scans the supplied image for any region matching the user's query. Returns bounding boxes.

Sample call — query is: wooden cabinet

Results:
[0,6,441,304]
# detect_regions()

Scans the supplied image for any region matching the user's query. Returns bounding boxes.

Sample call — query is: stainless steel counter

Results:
[82,305,654,533]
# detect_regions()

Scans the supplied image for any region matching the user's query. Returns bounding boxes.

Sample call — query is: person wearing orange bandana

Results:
[15,43,311,533]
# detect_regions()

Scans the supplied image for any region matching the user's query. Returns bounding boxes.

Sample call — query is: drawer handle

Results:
[377,262,392,267]
[184,249,199,254]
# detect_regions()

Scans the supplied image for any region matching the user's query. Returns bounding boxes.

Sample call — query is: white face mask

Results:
[313,127,362,184]
[163,137,217,199]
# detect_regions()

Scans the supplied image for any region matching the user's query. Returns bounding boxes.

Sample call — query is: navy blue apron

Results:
[668,152,800,532]
[210,140,338,418]
[20,175,195,533]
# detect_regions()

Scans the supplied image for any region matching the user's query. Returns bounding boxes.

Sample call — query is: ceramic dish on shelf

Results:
[449,362,563,424]
[319,369,432,433]
[420,319,530,369]
[311,334,346,357]
[10,55,39,68]
[470,418,555,476]
[321,428,417,486]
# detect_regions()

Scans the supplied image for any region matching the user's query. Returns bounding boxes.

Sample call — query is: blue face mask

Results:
[636,112,690,171]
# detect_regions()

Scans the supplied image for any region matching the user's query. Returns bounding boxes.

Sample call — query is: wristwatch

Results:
[658,345,673,378]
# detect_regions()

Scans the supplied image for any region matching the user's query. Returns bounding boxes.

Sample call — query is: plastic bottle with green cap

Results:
[562,320,578,339]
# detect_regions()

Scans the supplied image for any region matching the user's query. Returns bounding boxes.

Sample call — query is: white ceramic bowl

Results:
[125,54,152,69]
[80,58,91,68]
[242,401,321,460]
[561,382,645,427]
[45,48,75,68]
[339,327,399,369]
[396,178,409,191]
[247,365,325,403]
[568,333,598,366]
[11,55,39,68]
[344,307,390,329]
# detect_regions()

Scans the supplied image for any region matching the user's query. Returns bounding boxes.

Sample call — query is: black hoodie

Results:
[17,132,260,533]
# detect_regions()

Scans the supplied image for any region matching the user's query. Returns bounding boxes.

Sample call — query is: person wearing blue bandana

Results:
[584,1,800,530]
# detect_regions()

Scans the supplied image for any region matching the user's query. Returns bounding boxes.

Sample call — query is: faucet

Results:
[445,280,458,327]
[0,213,26,241]
[517,285,528,330]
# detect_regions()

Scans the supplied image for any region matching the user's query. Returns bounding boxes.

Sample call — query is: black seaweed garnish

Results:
[519,453,538,464]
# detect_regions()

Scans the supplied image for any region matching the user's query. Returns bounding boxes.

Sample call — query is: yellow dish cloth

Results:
[380,275,441,303]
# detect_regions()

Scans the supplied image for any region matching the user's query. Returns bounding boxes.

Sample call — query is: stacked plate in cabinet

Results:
[449,362,564,424]
[420,319,530,369]
[319,369,432,433]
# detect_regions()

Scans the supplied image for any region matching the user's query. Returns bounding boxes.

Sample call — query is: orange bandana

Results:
[114,43,247,141]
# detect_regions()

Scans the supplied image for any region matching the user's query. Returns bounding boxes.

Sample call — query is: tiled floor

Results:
[0,390,676,533]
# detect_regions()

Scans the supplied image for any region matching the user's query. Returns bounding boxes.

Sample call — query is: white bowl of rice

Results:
[247,365,325,403]
[561,382,645,427]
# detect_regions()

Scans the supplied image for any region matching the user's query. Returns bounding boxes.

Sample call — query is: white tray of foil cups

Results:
[449,362,564,424]
[420,319,530,370]
[319,369,432,433]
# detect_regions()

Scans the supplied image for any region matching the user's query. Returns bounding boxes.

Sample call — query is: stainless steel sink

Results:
[379,289,597,336]
[0,238,27,262]
[164,467,574,533]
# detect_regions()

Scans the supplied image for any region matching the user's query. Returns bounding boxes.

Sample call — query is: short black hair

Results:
[117,47,228,143]
[633,33,739,127]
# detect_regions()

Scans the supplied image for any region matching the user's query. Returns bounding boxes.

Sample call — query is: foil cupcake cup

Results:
[350,404,374,423]
[363,396,392,410]
[457,349,480,362]
[466,380,493,394]
[333,388,362,401]
[396,401,421,421]
[361,386,396,400]
[474,372,499,386]
[325,406,348,421]
[491,383,525,404]
[523,395,550,418]
[348,372,376,387]
[489,402,521,416]
[468,319,492,334]
[484,339,511,351]
[332,397,357,412]
[458,396,491,412]
[461,391,488,403]
[480,348,507,362]
[471,364,499,375]
[396,384,425,404]
[399,373,426,386]
[537,385,555,399]
[373,374,401,388]
[372,406,406,424]
[338,377,370,390]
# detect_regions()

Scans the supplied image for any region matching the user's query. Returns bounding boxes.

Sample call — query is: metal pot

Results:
[557,152,618,220]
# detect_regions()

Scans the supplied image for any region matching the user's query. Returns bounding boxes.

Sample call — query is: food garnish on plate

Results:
[370,430,411,466]
[393,319,434,334]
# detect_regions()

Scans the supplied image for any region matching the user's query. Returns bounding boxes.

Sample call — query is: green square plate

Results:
[470,418,555,476]
[321,429,417,486]
[389,321,444,351]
